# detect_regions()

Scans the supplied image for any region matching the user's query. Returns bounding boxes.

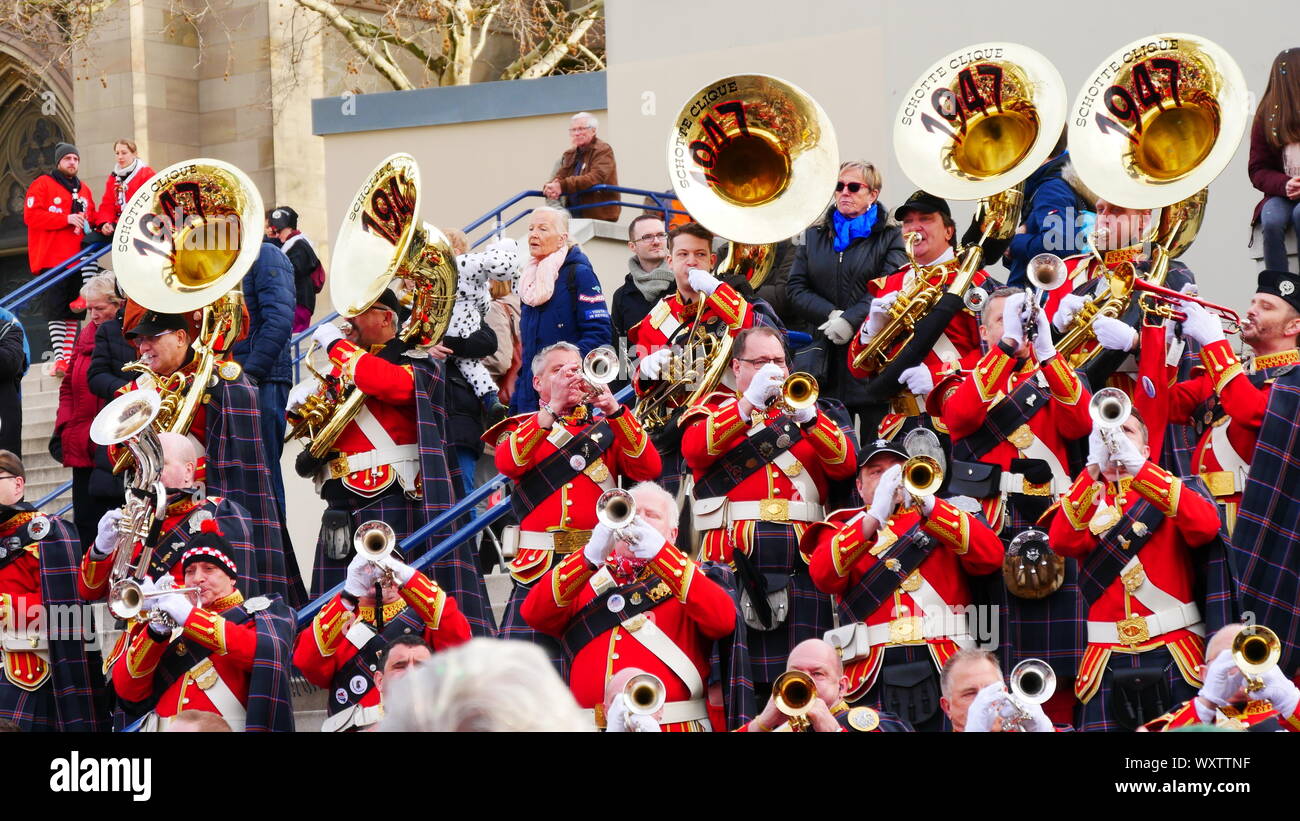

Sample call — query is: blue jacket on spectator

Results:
[511,244,612,413]
[232,241,295,385]
[1005,151,1090,288]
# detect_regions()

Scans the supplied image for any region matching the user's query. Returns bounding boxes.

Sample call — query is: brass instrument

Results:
[641,75,837,434]
[580,346,619,400]
[772,669,817,732]
[1022,253,1068,343]
[1233,625,1281,694]
[108,578,201,627]
[110,158,263,472]
[89,389,169,618]
[1057,34,1248,367]
[902,455,943,500]
[354,519,398,585]
[1090,386,1132,457]
[1004,528,1065,599]
[1004,659,1057,731]
[623,672,666,721]
[287,154,458,459]
[595,488,637,535]
[857,42,1067,375]
[772,372,818,415]
[1134,279,1241,333]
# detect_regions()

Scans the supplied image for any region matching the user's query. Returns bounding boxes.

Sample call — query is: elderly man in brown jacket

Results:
[542,112,621,222]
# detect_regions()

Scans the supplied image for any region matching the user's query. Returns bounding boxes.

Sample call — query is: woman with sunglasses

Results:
[787,160,909,427]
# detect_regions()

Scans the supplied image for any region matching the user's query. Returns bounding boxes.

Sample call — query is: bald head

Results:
[1206,624,1246,665]
[159,432,197,488]
[787,639,847,707]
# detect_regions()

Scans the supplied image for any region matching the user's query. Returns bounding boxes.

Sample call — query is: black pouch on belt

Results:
[321,508,353,561]
[880,659,941,728]
[1110,665,1172,731]
[1007,457,1053,522]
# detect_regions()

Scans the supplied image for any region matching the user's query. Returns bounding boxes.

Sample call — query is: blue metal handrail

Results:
[463,184,688,249]
[35,480,73,509]
[0,243,110,312]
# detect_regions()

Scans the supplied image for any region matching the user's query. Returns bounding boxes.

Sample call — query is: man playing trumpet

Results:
[805,441,1002,731]
[680,325,856,702]
[522,481,734,731]
[486,342,661,667]
[293,536,471,732]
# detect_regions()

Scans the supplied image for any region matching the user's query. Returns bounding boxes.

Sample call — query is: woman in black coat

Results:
[787,160,908,420]
[0,315,26,457]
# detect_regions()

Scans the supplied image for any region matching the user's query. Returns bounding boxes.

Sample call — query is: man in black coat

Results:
[0,312,27,457]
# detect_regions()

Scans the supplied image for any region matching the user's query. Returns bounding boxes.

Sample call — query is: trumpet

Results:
[595,488,636,536]
[771,372,819,415]
[772,669,817,732]
[354,520,397,584]
[1233,624,1281,694]
[1000,658,1057,732]
[108,578,201,627]
[1090,386,1132,460]
[902,454,943,502]
[580,346,619,401]
[623,672,666,728]
[1022,253,1068,343]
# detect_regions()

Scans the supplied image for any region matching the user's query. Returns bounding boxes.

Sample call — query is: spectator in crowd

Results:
[232,239,295,517]
[1251,47,1300,273]
[52,273,122,551]
[611,214,674,355]
[85,284,135,511]
[23,142,96,376]
[510,207,612,414]
[380,638,589,732]
[1003,130,1083,284]
[0,309,26,457]
[94,138,154,238]
[484,277,522,408]
[266,205,326,332]
[543,112,621,222]
[437,291,500,496]
[787,160,908,422]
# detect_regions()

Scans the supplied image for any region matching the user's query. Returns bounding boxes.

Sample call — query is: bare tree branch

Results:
[292,0,414,90]
[500,0,602,81]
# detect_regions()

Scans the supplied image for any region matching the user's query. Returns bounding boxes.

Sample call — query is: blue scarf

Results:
[831,203,878,252]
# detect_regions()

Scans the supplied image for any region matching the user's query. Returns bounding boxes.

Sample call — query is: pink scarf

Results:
[518,245,569,307]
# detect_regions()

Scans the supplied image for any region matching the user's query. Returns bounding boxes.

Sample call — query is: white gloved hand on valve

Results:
[1256,664,1300,718]
[583,522,616,567]
[381,555,416,586]
[1092,316,1138,352]
[1053,293,1088,333]
[1001,292,1028,346]
[898,364,934,397]
[624,516,666,560]
[964,682,1010,732]
[1031,303,1056,362]
[1198,650,1244,708]
[639,348,673,380]
[605,694,661,733]
[311,322,345,352]
[152,581,194,625]
[287,380,316,413]
[863,293,899,340]
[1177,299,1225,347]
[1087,428,1112,474]
[867,463,904,526]
[791,402,818,425]
[1107,428,1147,476]
[344,551,380,598]
[687,268,722,296]
[91,509,123,560]
[743,363,785,409]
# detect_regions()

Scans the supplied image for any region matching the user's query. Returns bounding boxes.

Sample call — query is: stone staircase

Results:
[18,366,72,514]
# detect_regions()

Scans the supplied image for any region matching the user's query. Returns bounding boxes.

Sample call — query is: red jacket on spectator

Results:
[54,321,106,468]
[23,173,95,272]
[96,164,155,227]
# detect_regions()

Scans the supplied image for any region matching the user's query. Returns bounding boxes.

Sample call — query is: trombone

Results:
[1134,280,1242,334]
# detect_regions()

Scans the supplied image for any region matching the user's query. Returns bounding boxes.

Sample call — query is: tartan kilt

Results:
[745,520,833,686]
[1077,645,1198,733]
[0,679,55,731]
[847,644,951,733]
[500,581,562,672]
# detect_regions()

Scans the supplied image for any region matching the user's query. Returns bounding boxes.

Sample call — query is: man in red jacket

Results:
[23,142,96,376]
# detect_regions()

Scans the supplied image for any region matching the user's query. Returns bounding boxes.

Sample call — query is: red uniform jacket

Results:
[1143,698,1300,732]
[521,540,735,731]
[484,406,660,583]
[680,393,855,564]
[23,173,96,272]
[806,501,1003,697]
[1049,461,1220,702]
[293,570,471,719]
[0,513,49,691]
[96,165,156,227]
[627,282,754,390]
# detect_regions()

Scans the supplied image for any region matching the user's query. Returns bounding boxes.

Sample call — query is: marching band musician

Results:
[627,221,755,491]
[486,342,662,667]
[847,191,993,440]
[0,451,106,731]
[1142,624,1300,732]
[680,325,856,701]
[939,649,1057,733]
[290,288,496,635]
[522,481,734,731]
[1047,409,1221,731]
[293,547,471,732]
[111,525,297,731]
[743,639,914,733]
[602,667,663,733]
[805,441,1002,731]
[117,310,301,605]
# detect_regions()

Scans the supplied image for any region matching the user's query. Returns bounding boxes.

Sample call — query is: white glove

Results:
[919,494,936,517]
[583,522,616,567]
[1031,304,1056,362]
[1178,299,1225,346]
[687,268,722,296]
[605,695,661,733]
[867,463,903,524]
[152,582,194,625]
[791,403,817,425]
[638,348,673,380]
[1198,650,1244,708]
[1256,665,1300,717]
[1053,293,1088,333]
[863,293,900,339]
[344,551,380,598]
[743,363,784,408]
[964,681,1010,732]
[91,509,123,560]
[311,322,345,351]
[1018,698,1055,733]
[287,380,316,413]
[816,309,842,333]
[1001,292,1028,346]
[820,310,855,346]
[898,364,934,397]
[1092,316,1138,352]
[1108,428,1146,475]
[624,516,666,560]
[1087,428,1111,472]
[381,555,416,586]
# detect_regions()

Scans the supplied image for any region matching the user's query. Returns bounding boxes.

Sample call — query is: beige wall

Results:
[605,0,1298,311]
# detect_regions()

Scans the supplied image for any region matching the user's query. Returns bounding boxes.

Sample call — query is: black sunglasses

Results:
[835,181,873,193]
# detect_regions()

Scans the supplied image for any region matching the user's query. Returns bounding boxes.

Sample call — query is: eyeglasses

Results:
[835,181,873,194]
[0,475,20,482]
[634,232,668,244]
[736,357,787,368]
[568,126,594,133]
